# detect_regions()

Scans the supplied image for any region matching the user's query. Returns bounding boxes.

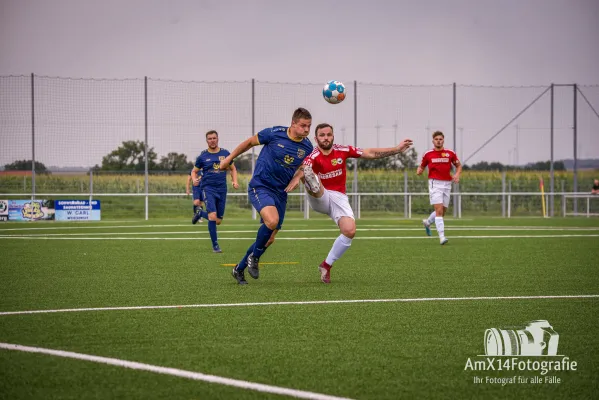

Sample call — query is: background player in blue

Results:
[191,130,239,253]
[186,168,204,223]
[220,108,313,284]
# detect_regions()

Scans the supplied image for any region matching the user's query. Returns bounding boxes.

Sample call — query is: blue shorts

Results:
[203,189,227,219]
[248,186,287,230]
[192,186,204,202]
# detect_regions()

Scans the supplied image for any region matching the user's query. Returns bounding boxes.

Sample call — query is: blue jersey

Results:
[194,148,231,192]
[250,126,313,197]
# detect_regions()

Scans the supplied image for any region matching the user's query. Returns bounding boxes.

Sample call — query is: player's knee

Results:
[263,218,279,230]
[342,226,356,239]
[193,200,201,206]
[208,213,217,221]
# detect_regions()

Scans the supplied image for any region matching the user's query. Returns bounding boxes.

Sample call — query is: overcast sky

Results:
[1,0,598,167]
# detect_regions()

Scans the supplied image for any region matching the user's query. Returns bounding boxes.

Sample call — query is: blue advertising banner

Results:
[7,200,55,221]
[55,200,101,221]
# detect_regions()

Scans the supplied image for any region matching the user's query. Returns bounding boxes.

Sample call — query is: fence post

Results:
[144,76,149,221]
[89,169,93,205]
[404,170,408,218]
[502,170,506,217]
[507,181,512,218]
[31,73,36,201]
[408,195,412,219]
[561,180,566,217]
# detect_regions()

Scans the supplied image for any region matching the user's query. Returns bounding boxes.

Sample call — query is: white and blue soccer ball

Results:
[322,80,346,104]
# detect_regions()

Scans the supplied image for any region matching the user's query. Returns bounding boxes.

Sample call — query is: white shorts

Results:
[308,189,354,225]
[429,179,452,207]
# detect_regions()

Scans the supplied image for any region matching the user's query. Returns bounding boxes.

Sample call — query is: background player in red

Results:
[417,131,461,245]
[286,123,413,283]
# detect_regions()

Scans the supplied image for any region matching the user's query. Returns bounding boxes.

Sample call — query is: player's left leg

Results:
[302,165,324,198]
[208,193,226,253]
[319,192,355,283]
[435,190,451,245]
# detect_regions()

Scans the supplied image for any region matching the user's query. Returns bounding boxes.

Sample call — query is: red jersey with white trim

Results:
[302,144,363,194]
[420,148,459,181]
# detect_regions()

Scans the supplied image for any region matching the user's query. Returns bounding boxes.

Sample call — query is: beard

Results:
[317,140,333,150]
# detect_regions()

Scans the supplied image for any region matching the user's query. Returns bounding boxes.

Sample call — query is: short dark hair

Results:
[432,131,444,138]
[292,107,312,122]
[206,130,218,138]
[315,123,333,135]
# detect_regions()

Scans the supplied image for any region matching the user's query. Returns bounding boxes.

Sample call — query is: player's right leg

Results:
[192,187,207,224]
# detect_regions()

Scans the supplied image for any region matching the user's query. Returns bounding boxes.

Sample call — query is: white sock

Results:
[426,211,436,225]
[435,217,445,238]
[325,234,353,266]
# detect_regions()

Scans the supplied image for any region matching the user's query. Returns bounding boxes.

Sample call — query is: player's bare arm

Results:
[191,167,201,185]
[229,164,239,189]
[361,139,413,159]
[220,136,260,170]
[285,165,305,193]
[186,175,191,195]
[452,159,462,184]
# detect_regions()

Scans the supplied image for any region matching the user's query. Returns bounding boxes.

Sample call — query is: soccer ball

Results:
[322,80,346,104]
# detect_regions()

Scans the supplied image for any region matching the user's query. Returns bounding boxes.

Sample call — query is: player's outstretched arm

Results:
[220,136,260,170]
[361,139,413,159]
[186,175,191,195]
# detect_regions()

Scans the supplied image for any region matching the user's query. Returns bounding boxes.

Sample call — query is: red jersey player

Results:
[286,123,413,283]
[416,131,461,245]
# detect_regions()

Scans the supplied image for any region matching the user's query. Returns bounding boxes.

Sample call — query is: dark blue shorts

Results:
[248,186,287,230]
[192,186,204,202]
[203,189,226,219]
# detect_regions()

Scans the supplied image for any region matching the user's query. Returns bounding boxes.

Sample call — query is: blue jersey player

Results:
[187,168,204,223]
[191,130,239,253]
[220,108,313,284]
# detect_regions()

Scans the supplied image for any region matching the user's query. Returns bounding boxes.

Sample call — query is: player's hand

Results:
[232,181,239,189]
[219,157,231,170]
[453,174,460,184]
[416,166,423,175]
[186,190,190,196]
[192,178,200,185]
[398,139,413,152]
[285,176,301,193]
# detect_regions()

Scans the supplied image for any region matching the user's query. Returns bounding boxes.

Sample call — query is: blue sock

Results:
[252,224,274,259]
[208,221,218,247]
[199,210,209,219]
[193,205,197,214]
[236,243,255,271]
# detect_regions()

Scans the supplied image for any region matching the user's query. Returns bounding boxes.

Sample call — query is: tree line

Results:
[3,140,575,173]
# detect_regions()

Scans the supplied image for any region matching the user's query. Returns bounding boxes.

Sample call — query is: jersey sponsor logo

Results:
[212,163,220,170]
[318,169,343,180]
[431,158,450,163]
[297,148,305,158]
[331,158,343,166]
[284,155,294,164]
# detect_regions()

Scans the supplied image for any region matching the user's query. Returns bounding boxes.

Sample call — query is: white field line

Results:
[1,295,598,317]
[0,343,353,400]
[2,227,599,237]
[1,234,599,240]
[1,224,597,232]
